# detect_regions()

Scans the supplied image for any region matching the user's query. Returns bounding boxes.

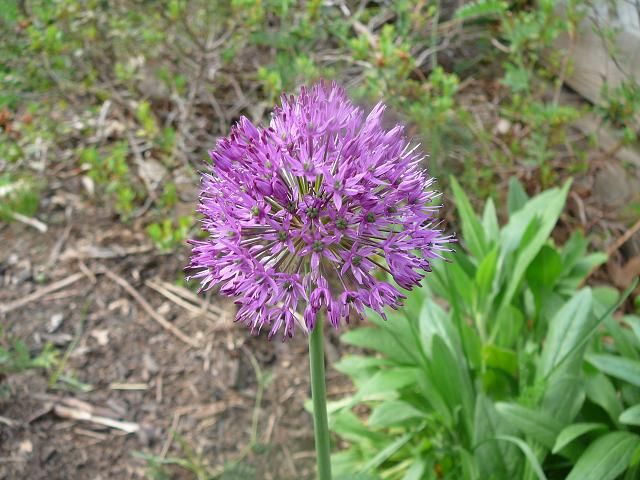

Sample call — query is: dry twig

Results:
[100,267,201,348]
[0,272,85,315]
[145,278,221,322]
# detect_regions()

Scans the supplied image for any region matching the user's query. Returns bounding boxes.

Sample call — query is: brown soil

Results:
[0,190,351,480]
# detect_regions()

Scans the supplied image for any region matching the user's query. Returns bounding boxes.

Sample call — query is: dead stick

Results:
[1,272,84,315]
[53,404,139,434]
[580,217,640,287]
[101,268,200,348]
[145,279,219,321]
[607,217,640,257]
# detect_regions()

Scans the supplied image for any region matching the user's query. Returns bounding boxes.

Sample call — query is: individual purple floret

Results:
[188,82,452,340]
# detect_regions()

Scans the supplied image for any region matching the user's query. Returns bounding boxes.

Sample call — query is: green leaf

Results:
[566,432,640,480]
[331,410,387,444]
[368,401,425,429]
[585,372,623,423]
[495,402,560,449]
[474,246,498,314]
[494,305,525,347]
[429,335,474,437]
[401,459,428,480]
[625,315,640,344]
[526,245,562,292]
[358,368,419,398]
[458,447,479,480]
[585,354,640,387]
[620,405,640,426]
[507,177,529,215]
[542,375,585,424]
[552,423,608,453]
[342,327,416,365]
[483,344,518,377]
[499,180,571,311]
[419,297,462,360]
[334,355,391,380]
[495,435,548,480]
[450,176,487,259]
[538,288,593,378]
[561,230,589,270]
[473,395,520,478]
[360,431,414,473]
[482,197,500,245]
[455,0,508,20]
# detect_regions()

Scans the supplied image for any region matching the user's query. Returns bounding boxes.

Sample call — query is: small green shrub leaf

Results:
[619,405,640,426]
[566,432,640,480]
[585,354,640,387]
[495,402,560,448]
[552,423,608,453]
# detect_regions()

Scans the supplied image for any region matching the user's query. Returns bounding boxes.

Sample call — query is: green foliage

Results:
[0,174,40,222]
[0,337,59,376]
[599,81,640,144]
[81,142,139,219]
[146,216,192,252]
[332,179,640,479]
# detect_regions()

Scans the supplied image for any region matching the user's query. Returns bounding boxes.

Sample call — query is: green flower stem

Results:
[309,319,332,480]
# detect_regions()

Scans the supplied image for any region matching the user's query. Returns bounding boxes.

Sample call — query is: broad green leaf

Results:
[445,259,475,312]
[416,370,453,427]
[359,368,419,398]
[542,375,585,424]
[493,305,524,347]
[473,395,521,478]
[450,176,486,259]
[552,423,608,453]
[332,450,372,478]
[495,402,560,448]
[538,288,593,378]
[483,344,518,377]
[460,321,483,370]
[368,400,425,428]
[401,459,428,480]
[458,447,479,480]
[482,197,500,245]
[526,245,562,292]
[334,355,391,380]
[561,230,588,270]
[566,432,640,480]
[360,431,414,473]
[507,177,529,215]
[625,315,640,344]
[585,372,623,423]
[566,253,608,285]
[474,246,498,314]
[429,335,474,438]
[586,354,640,387]
[620,405,640,426]
[495,435,548,480]
[342,327,416,365]
[419,297,462,360]
[331,409,387,444]
[499,180,571,311]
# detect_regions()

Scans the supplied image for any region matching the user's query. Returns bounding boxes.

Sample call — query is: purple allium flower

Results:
[188,82,452,340]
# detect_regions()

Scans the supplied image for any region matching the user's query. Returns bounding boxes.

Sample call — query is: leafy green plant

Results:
[81,143,139,219]
[0,174,40,222]
[0,338,59,376]
[331,179,640,479]
[146,216,192,252]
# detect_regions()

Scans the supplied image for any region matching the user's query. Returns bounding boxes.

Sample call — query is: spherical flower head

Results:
[188,82,452,340]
